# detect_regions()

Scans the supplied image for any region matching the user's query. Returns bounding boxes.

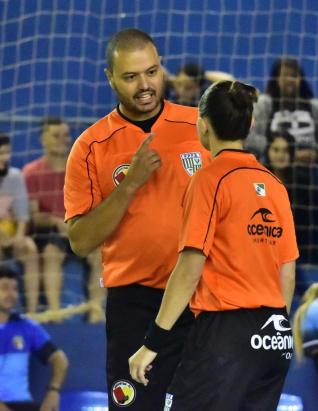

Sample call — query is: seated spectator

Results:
[293,283,318,370]
[0,265,68,411]
[0,132,40,313]
[165,62,234,106]
[246,57,318,161]
[22,117,105,322]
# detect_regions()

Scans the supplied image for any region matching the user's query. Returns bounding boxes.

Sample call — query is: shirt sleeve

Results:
[11,171,29,221]
[28,319,51,351]
[64,133,103,221]
[178,168,219,257]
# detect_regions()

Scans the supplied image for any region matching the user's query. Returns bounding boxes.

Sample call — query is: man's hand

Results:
[40,390,60,411]
[128,345,157,386]
[125,133,161,191]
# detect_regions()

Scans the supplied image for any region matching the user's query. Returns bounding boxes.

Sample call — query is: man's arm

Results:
[67,133,161,257]
[39,349,69,411]
[280,261,296,314]
[129,248,205,385]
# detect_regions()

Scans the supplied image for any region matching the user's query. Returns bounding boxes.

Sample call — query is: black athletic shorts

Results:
[105,284,195,411]
[31,226,72,254]
[4,402,39,411]
[164,306,293,411]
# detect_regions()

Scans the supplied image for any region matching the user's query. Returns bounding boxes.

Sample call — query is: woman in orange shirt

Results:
[129,80,298,411]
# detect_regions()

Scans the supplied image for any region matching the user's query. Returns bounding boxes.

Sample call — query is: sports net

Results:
[1,0,318,309]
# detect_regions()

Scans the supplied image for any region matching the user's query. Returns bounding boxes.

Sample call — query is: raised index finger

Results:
[138,133,155,152]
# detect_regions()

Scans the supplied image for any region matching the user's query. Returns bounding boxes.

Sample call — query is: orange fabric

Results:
[64,101,211,288]
[179,149,299,314]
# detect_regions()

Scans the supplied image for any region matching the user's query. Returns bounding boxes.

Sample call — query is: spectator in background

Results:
[0,133,40,313]
[293,283,318,370]
[22,118,105,322]
[166,62,234,106]
[264,131,295,190]
[265,130,318,294]
[246,57,318,161]
[0,265,68,411]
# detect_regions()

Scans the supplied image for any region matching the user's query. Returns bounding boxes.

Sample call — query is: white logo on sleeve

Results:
[253,183,266,196]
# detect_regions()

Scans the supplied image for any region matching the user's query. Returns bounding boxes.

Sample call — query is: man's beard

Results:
[0,163,9,177]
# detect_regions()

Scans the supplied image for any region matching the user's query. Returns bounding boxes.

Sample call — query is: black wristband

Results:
[144,320,171,352]
[47,386,60,392]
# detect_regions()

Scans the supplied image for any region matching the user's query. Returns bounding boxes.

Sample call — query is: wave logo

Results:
[247,208,283,238]
[250,208,275,223]
[260,314,291,332]
[250,314,293,358]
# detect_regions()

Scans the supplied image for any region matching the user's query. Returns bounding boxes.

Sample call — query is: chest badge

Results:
[12,335,25,350]
[180,152,202,176]
[112,164,130,186]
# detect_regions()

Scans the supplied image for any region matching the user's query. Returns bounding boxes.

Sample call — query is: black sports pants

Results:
[106,284,194,411]
[164,306,292,411]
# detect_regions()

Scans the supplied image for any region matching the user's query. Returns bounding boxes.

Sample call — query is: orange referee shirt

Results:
[64,101,211,288]
[179,149,299,315]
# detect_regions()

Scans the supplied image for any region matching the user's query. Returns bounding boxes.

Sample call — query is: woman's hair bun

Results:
[228,81,258,109]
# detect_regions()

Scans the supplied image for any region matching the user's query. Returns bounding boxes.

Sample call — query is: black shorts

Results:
[31,226,72,254]
[105,284,194,411]
[4,402,39,411]
[164,306,292,411]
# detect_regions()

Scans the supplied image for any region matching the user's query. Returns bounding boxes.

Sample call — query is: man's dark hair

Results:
[0,265,19,281]
[40,116,65,134]
[177,62,205,87]
[0,132,10,147]
[199,80,258,141]
[106,28,157,71]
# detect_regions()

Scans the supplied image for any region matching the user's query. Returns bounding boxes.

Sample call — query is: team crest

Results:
[112,164,130,186]
[253,183,266,197]
[180,152,202,176]
[12,335,25,350]
[111,380,136,407]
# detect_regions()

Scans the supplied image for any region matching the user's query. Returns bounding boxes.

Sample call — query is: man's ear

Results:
[200,117,209,135]
[105,68,114,89]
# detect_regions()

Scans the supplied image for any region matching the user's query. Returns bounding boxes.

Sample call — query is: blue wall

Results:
[1,0,318,167]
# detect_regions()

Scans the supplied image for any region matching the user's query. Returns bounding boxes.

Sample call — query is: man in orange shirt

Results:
[129,81,298,411]
[64,29,210,410]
